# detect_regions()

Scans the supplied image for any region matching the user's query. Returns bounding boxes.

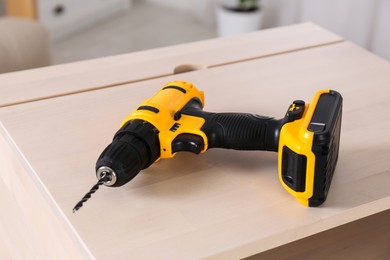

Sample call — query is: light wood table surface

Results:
[1,23,389,259]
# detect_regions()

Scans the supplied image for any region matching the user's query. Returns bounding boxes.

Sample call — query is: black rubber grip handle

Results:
[183,111,283,152]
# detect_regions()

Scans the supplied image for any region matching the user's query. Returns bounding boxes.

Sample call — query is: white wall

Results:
[365,0,390,60]
[144,0,193,12]
[146,0,390,60]
[297,0,389,60]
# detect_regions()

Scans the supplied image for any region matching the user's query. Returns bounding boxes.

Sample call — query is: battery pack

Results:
[278,90,343,206]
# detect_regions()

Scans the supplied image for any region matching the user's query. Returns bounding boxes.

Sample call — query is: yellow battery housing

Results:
[278,90,342,206]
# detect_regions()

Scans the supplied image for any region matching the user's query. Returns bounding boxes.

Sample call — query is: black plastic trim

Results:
[308,90,343,206]
[137,105,159,113]
[172,134,204,154]
[281,146,307,192]
[162,85,187,93]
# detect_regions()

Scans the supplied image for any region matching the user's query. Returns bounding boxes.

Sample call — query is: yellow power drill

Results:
[73,81,343,212]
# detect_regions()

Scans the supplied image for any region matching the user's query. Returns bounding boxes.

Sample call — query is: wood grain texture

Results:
[0,23,343,108]
[1,25,389,259]
[245,209,390,260]
[0,123,91,259]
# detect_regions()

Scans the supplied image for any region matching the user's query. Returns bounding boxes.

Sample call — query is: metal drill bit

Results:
[73,172,111,213]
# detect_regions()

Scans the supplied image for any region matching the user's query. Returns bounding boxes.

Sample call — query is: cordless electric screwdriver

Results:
[73,81,342,212]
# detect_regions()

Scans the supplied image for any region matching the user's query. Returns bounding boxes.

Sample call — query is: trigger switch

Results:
[172,134,204,154]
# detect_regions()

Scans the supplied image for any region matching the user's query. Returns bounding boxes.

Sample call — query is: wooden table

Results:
[1,23,389,259]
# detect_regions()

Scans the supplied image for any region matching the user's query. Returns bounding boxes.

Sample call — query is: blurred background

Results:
[0,0,389,74]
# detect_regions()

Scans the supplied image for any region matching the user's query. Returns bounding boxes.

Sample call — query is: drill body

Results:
[96,81,342,207]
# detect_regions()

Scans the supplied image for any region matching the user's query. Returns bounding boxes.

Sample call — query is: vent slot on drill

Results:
[170,123,181,132]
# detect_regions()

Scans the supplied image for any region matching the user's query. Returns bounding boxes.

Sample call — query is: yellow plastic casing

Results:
[278,89,330,206]
[120,81,207,159]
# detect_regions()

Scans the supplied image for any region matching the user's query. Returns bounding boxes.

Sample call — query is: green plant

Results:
[238,0,260,11]
[222,0,261,12]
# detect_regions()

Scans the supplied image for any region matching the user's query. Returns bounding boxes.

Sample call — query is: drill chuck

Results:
[95,119,160,187]
[96,166,117,186]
